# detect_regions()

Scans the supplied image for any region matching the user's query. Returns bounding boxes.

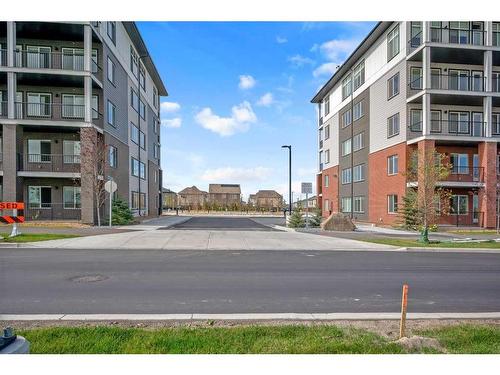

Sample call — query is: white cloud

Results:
[297,167,317,177]
[276,36,288,44]
[313,62,339,78]
[288,54,315,68]
[161,117,182,128]
[160,101,181,113]
[238,75,256,90]
[200,166,272,182]
[256,92,274,107]
[194,101,257,137]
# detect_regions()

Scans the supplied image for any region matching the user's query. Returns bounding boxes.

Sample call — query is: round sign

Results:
[105,180,118,193]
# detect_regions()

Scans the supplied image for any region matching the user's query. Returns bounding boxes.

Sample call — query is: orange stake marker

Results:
[399,284,409,339]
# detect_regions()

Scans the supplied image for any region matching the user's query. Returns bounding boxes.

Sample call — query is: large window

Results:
[353,61,365,90]
[130,122,146,149]
[409,109,422,131]
[107,57,115,84]
[387,113,400,138]
[325,149,330,164]
[353,164,365,182]
[410,67,422,90]
[387,24,400,61]
[431,110,442,133]
[131,89,139,111]
[353,101,364,121]
[131,157,146,179]
[109,145,118,168]
[28,186,51,208]
[139,65,146,90]
[449,69,470,91]
[62,94,98,119]
[61,48,98,73]
[63,140,81,164]
[132,191,146,210]
[387,194,398,214]
[63,186,81,209]
[342,75,352,100]
[341,168,352,184]
[325,125,330,140]
[26,45,51,69]
[450,153,469,174]
[27,139,51,162]
[450,195,468,215]
[107,22,116,45]
[324,95,330,116]
[449,111,470,134]
[341,138,352,156]
[27,92,51,117]
[130,47,139,78]
[354,196,365,213]
[387,155,398,175]
[387,72,400,99]
[107,100,116,126]
[341,109,352,128]
[324,174,329,188]
[493,113,500,135]
[341,197,352,213]
[353,132,364,152]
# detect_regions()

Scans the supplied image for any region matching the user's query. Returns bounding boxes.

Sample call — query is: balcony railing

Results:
[408,27,486,50]
[19,153,81,173]
[410,119,486,137]
[493,77,500,93]
[409,74,486,92]
[440,211,483,227]
[447,166,484,183]
[13,102,101,122]
[14,49,100,73]
[0,101,7,118]
[0,49,6,66]
[24,203,81,221]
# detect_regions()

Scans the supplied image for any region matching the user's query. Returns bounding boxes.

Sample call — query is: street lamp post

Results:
[281,145,292,214]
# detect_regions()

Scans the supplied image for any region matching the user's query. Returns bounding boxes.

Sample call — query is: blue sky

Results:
[137,22,376,202]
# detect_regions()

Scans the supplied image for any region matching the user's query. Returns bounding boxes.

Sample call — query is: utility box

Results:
[0,328,30,354]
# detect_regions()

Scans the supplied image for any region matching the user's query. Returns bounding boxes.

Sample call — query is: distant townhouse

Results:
[293,195,317,210]
[208,184,241,207]
[162,188,177,209]
[0,21,167,223]
[178,185,207,209]
[313,21,500,228]
[248,190,283,210]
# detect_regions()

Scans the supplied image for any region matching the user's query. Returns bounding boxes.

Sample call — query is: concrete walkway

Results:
[25,228,395,251]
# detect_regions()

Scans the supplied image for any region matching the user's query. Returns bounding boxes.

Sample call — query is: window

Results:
[387,24,400,61]
[325,125,330,140]
[431,110,442,132]
[353,61,365,90]
[324,175,329,188]
[431,68,441,89]
[27,139,51,162]
[324,95,330,116]
[493,113,500,135]
[410,22,422,47]
[63,186,81,209]
[450,153,469,174]
[324,199,330,212]
[450,195,468,215]
[388,72,400,99]
[387,155,398,175]
[341,168,352,184]
[130,47,139,78]
[342,75,352,100]
[107,100,116,126]
[341,138,352,156]
[28,186,51,208]
[26,45,51,69]
[449,69,470,91]
[61,48,97,73]
[493,23,500,47]
[153,87,158,109]
[410,67,422,89]
[139,65,146,90]
[63,140,81,164]
[353,164,365,182]
[354,196,365,213]
[130,89,139,111]
[353,132,364,151]
[130,123,146,149]
[341,197,352,213]
[131,157,146,179]
[410,109,422,131]
[62,94,98,119]
[107,22,116,44]
[388,194,398,214]
[325,149,330,164]
[107,56,115,84]
[449,111,470,134]
[387,113,400,138]
[132,191,146,210]
[341,109,352,128]
[27,92,51,117]
[140,99,146,119]
[109,145,118,168]
[493,72,500,93]
[353,101,364,121]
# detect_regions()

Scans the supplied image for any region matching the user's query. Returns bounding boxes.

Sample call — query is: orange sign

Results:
[0,202,25,210]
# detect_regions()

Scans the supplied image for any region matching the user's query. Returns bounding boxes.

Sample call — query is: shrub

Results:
[111,197,134,225]
[308,208,323,227]
[288,209,305,228]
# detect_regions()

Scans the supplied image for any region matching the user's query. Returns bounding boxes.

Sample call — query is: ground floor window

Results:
[387,194,398,214]
[353,196,365,213]
[63,186,81,209]
[450,195,468,215]
[341,197,352,213]
[131,191,146,210]
[323,199,329,212]
[28,186,51,208]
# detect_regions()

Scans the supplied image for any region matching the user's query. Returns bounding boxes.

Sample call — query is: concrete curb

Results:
[2,312,500,321]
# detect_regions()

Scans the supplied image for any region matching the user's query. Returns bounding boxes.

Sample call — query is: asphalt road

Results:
[167,216,278,231]
[1,248,500,314]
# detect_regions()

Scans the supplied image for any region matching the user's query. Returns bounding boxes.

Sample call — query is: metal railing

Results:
[13,49,100,73]
[19,153,81,173]
[493,77,500,93]
[440,211,483,227]
[447,166,484,182]
[409,120,486,137]
[13,102,101,122]
[25,203,81,221]
[0,49,6,66]
[408,30,423,52]
[493,31,500,47]
[409,74,486,92]
[0,101,7,118]
[428,27,485,46]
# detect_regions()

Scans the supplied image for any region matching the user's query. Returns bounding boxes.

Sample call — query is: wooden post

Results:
[399,284,409,339]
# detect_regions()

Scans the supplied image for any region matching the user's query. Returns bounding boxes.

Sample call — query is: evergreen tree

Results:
[111,197,134,225]
[288,209,305,228]
[308,208,323,227]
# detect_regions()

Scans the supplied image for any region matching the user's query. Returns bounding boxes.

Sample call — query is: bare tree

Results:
[80,129,108,226]
[404,147,452,243]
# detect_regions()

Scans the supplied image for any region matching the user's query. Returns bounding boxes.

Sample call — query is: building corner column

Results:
[422,31,431,136]
[80,127,97,224]
[478,141,497,228]
[83,24,92,123]
[2,124,18,202]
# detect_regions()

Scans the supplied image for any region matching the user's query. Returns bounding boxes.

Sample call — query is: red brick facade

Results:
[368,142,407,225]
[319,165,339,217]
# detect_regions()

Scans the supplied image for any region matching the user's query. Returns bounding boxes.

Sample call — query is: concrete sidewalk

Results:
[23,229,395,251]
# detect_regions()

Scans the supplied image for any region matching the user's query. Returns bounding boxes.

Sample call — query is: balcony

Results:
[18,154,81,174]
[25,203,81,221]
[12,49,100,74]
[11,102,101,125]
[447,166,484,183]
[439,211,483,227]
[408,27,486,51]
[410,120,486,138]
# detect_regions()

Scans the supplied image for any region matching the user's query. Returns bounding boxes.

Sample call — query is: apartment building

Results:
[313,21,500,228]
[0,22,167,223]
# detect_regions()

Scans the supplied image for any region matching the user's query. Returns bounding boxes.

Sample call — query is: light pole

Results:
[281,145,292,214]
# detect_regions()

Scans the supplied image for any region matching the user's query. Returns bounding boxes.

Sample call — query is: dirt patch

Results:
[395,335,446,353]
